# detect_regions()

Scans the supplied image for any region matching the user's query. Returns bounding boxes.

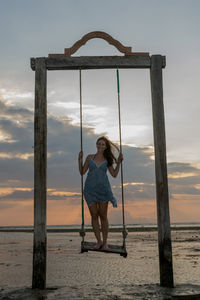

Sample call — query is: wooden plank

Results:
[31,55,166,71]
[81,241,127,257]
[32,58,47,289]
[63,30,134,56]
[48,31,149,57]
[150,55,174,288]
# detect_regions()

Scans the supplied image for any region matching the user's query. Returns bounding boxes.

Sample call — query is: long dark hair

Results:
[96,136,119,166]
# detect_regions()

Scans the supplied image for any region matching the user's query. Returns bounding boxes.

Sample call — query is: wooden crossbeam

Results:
[31,55,166,71]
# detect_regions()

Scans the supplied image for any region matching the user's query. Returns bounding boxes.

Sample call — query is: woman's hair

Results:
[96,136,119,166]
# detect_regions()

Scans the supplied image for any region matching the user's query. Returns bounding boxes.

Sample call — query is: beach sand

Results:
[0,230,200,299]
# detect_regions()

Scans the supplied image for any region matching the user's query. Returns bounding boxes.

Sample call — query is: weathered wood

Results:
[48,31,149,57]
[150,55,174,287]
[31,39,173,288]
[81,241,127,257]
[32,58,47,289]
[31,55,166,71]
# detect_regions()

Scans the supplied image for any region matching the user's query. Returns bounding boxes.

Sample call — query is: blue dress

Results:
[83,158,117,208]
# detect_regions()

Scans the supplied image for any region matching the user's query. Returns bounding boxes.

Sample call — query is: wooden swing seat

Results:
[81,241,127,258]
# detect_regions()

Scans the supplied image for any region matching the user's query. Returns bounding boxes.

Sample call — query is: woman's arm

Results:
[78,151,91,175]
[108,152,123,178]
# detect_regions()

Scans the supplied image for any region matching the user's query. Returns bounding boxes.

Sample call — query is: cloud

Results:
[0,189,33,200]
[168,162,199,174]
[0,98,200,224]
[1,97,199,195]
[167,162,200,197]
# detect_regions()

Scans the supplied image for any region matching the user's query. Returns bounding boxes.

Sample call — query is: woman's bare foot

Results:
[93,241,103,250]
[101,243,110,251]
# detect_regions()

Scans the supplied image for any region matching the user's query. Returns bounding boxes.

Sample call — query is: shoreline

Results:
[0,225,200,233]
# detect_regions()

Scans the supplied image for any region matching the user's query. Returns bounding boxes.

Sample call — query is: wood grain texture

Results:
[31,55,166,71]
[48,31,149,57]
[32,58,47,289]
[81,241,127,257]
[150,55,174,288]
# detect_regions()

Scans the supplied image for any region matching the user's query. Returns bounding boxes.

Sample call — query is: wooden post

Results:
[32,58,47,289]
[150,55,174,287]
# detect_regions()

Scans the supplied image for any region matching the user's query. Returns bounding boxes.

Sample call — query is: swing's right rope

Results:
[116,69,128,246]
[79,69,85,241]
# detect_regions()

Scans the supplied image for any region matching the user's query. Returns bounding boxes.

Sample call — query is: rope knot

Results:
[122,227,128,239]
[79,228,85,237]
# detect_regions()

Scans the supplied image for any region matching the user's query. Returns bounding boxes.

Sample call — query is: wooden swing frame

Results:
[31,31,174,289]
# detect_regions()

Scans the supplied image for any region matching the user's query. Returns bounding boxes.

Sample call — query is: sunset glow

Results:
[0,1,200,226]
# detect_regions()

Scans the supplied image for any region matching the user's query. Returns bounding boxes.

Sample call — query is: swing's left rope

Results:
[79,69,85,241]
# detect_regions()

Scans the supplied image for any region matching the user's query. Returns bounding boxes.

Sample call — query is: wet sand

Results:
[0,230,200,299]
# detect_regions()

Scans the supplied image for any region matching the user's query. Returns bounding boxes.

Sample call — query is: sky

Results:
[0,0,200,226]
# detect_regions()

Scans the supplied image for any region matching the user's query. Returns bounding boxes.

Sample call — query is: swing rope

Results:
[79,69,85,242]
[116,69,128,247]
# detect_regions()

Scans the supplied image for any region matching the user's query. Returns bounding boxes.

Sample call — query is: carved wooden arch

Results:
[48,31,149,57]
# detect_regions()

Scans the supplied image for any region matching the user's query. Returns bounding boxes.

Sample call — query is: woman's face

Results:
[96,139,107,152]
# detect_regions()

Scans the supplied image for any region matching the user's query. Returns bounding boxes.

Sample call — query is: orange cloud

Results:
[47,200,89,225]
[48,190,80,197]
[112,182,154,189]
[170,194,200,223]
[194,184,200,190]
[0,200,34,226]
[0,187,32,197]
[168,172,198,179]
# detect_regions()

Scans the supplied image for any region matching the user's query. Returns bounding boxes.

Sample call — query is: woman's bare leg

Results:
[99,202,109,250]
[89,203,102,249]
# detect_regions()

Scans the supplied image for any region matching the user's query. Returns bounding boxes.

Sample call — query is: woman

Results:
[78,136,123,251]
